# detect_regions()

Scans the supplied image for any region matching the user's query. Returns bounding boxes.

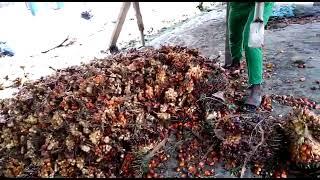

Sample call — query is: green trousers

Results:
[228,2,274,85]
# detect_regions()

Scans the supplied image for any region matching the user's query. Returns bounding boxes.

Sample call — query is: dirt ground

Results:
[0,2,319,178]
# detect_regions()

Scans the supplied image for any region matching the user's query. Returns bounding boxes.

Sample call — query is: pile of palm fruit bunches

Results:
[0,46,319,178]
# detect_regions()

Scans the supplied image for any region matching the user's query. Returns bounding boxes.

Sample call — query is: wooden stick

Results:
[109,2,131,53]
[224,2,232,66]
[132,2,145,47]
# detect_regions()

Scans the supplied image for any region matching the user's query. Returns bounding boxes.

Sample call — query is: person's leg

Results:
[243,2,275,85]
[227,3,252,68]
[242,2,275,111]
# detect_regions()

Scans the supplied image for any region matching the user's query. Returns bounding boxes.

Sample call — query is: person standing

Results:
[225,2,275,112]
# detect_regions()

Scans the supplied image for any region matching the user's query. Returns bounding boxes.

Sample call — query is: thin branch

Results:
[144,136,168,161]
[201,143,215,161]
[186,127,204,141]
[48,66,58,72]
[197,96,227,106]
[41,36,71,53]
[240,120,265,178]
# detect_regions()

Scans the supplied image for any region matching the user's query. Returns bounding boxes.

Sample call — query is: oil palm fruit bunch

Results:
[216,116,250,166]
[216,114,286,169]
[285,108,320,169]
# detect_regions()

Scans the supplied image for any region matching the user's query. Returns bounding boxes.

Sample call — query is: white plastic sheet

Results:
[248,22,264,48]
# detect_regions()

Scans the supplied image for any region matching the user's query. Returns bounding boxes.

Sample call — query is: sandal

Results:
[242,84,262,113]
[223,62,240,70]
